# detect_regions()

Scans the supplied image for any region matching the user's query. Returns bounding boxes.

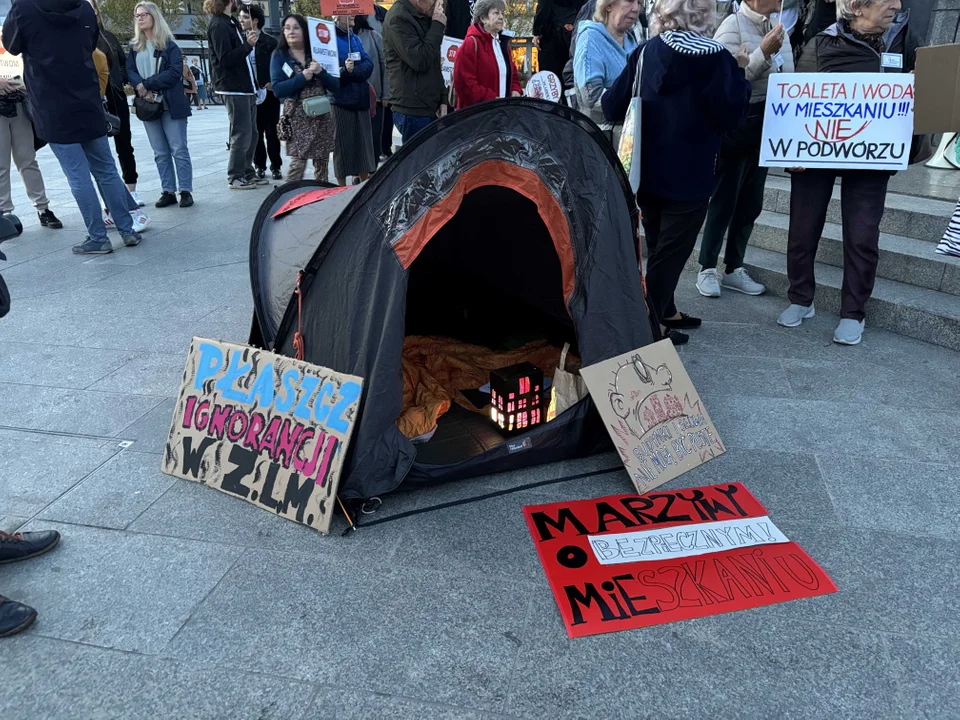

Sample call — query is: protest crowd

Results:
[0,0,952,637]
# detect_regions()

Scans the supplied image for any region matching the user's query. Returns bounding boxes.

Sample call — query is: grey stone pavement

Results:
[2,108,960,719]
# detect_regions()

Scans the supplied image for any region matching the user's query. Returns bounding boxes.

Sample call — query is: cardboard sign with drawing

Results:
[579,339,725,493]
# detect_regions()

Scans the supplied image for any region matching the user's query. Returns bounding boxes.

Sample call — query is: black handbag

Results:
[134,95,163,122]
[134,52,164,122]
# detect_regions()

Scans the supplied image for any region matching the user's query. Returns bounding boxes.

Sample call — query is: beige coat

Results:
[714,2,794,104]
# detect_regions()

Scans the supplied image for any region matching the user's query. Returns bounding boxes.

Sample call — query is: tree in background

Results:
[101,0,185,39]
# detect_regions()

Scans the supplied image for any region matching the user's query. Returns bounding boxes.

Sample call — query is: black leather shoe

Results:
[179,192,194,208]
[661,312,702,330]
[0,530,61,564]
[664,328,689,346]
[38,209,63,229]
[155,192,178,208]
[256,168,266,180]
[271,169,283,180]
[0,596,37,637]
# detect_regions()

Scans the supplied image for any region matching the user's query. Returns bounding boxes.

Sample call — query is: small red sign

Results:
[315,23,331,43]
[446,45,458,62]
[319,0,375,16]
[524,483,837,638]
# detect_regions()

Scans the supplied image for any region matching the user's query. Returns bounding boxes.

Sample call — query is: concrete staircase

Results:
[700,175,960,351]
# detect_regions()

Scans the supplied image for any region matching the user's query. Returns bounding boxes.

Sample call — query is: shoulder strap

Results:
[631,43,646,97]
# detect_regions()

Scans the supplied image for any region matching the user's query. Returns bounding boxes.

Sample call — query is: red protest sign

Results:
[523,483,837,638]
[319,0,374,16]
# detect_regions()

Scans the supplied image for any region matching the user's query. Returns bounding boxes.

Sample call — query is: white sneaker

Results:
[777,304,815,327]
[721,267,766,296]
[103,212,116,231]
[696,269,721,298]
[833,318,865,345]
[131,210,150,233]
[130,191,145,208]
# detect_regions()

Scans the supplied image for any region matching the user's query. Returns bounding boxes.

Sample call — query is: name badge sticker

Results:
[773,52,785,69]
[282,62,294,77]
[881,53,903,69]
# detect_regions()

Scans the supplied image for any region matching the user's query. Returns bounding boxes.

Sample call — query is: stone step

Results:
[748,210,960,297]
[739,246,960,351]
[762,175,957,244]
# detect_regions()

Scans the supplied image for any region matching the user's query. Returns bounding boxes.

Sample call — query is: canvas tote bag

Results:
[617,43,646,193]
[547,342,589,420]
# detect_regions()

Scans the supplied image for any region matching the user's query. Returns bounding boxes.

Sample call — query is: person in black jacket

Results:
[2,0,141,254]
[603,0,750,346]
[204,0,263,189]
[239,3,282,180]
[534,0,588,79]
[778,0,914,346]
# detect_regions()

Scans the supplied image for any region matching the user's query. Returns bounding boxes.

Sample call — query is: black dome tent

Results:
[249,99,655,501]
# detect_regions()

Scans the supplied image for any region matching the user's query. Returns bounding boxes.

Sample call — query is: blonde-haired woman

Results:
[127,1,194,208]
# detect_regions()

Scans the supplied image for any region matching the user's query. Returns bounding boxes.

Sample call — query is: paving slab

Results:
[38,450,176,530]
[2,520,241,654]
[302,687,486,720]
[506,596,904,720]
[164,550,528,711]
[816,454,960,539]
[0,434,119,516]
[885,634,960,719]
[0,340,138,390]
[0,635,312,720]
[115,397,176,453]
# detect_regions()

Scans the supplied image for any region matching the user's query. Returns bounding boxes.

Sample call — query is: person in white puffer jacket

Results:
[696,0,794,300]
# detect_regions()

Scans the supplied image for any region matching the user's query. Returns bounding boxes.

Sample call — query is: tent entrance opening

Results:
[402,186,575,465]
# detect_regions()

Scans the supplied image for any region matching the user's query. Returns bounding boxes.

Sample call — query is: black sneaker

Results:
[0,529,61,564]
[38,209,62,229]
[0,596,37,637]
[271,169,283,180]
[179,192,194,208]
[256,168,266,180]
[155,191,178,208]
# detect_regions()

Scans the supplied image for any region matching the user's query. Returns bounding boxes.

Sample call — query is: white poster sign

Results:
[441,36,462,86]
[0,26,24,81]
[308,17,340,78]
[524,71,562,102]
[588,516,790,566]
[760,72,914,171]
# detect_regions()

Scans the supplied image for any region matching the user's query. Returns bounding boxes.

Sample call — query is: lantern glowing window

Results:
[490,362,544,434]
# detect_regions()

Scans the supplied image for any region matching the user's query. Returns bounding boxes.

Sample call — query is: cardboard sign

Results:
[162,338,363,535]
[760,73,914,171]
[579,339,725,495]
[441,36,461,86]
[523,483,838,638]
[914,43,960,134]
[0,26,24,81]
[307,17,340,78]
[319,0,374,16]
[524,71,562,102]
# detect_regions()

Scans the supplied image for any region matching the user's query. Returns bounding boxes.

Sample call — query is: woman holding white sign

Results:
[697,0,794,299]
[271,14,341,182]
[332,16,377,186]
[779,0,915,345]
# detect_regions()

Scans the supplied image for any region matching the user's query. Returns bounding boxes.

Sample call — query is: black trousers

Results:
[370,102,384,161]
[700,141,767,271]
[105,86,137,186]
[381,105,394,157]
[787,169,889,321]
[254,92,282,173]
[638,193,709,323]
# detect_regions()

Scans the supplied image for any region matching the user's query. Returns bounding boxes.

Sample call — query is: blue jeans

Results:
[392,112,433,144]
[50,136,133,239]
[143,113,193,193]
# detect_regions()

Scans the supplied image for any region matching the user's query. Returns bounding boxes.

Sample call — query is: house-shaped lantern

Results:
[489,362,544,434]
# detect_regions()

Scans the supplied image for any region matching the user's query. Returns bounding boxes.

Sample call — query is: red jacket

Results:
[452,23,522,109]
